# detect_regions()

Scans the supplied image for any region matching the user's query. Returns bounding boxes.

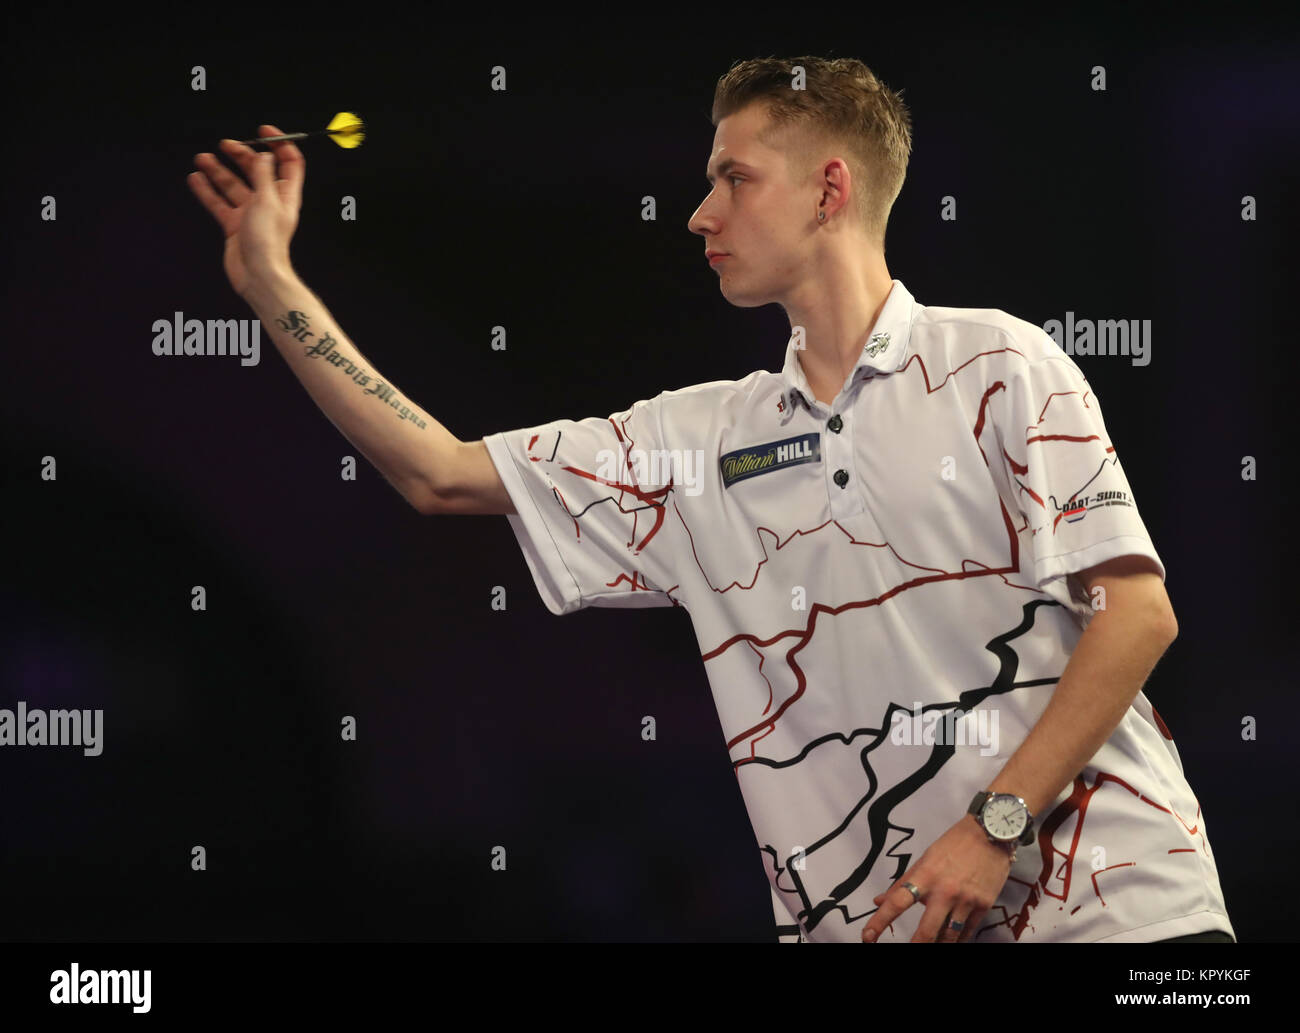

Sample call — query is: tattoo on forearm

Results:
[274,310,429,430]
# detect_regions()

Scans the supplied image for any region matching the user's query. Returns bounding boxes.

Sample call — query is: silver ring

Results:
[947,918,965,931]
[902,881,922,903]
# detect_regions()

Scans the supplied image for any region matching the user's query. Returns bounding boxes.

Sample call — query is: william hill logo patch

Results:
[720,432,821,489]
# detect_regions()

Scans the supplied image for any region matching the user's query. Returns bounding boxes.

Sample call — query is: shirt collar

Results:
[780,278,918,413]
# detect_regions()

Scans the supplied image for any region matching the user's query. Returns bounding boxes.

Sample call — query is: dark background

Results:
[2,6,1295,942]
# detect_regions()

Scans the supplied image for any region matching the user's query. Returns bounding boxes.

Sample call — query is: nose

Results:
[687,192,718,238]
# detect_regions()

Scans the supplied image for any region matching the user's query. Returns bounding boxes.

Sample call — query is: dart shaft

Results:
[235,132,311,145]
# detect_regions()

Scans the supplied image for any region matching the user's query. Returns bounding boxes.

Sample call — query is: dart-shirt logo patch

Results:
[720,433,821,489]
[1057,489,1134,524]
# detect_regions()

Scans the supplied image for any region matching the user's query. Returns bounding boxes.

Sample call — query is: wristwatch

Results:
[968,790,1036,856]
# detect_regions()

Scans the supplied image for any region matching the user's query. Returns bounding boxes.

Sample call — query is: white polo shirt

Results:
[482,279,1235,943]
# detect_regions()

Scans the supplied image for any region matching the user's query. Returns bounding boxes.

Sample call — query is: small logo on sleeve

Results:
[1057,490,1134,524]
[719,433,821,489]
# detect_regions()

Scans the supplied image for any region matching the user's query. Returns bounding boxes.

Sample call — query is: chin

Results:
[719,280,770,309]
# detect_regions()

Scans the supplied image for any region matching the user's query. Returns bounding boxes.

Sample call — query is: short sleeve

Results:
[482,395,683,616]
[993,335,1166,614]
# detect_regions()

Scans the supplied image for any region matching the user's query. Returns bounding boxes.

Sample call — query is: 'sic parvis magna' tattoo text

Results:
[274,310,428,429]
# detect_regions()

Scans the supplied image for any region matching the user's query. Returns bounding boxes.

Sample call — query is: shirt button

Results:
[834,469,849,488]
[828,414,843,433]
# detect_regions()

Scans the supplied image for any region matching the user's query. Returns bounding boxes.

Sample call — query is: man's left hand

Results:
[861,815,1018,943]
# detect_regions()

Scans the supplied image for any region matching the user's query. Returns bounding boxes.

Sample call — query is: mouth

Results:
[708,253,730,265]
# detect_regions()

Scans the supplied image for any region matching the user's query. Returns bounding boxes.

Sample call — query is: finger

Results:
[250,146,276,190]
[913,895,956,943]
[187,164,237,229]
[939,907,973,943]
[201,147,254,206]
[219,136,261,183]
[956,906,987,944]
[863,911,898,942]
[863,881,916,941]
[260,124,304,207]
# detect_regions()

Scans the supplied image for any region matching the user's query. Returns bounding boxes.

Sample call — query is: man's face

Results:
[688,102,815,308]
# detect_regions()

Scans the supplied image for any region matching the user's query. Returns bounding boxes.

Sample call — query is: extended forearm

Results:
[241,268,458,511]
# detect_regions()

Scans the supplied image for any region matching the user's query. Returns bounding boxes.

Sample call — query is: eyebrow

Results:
[705,157,748,185]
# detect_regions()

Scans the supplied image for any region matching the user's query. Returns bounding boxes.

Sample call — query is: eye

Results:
[728,174,743,186]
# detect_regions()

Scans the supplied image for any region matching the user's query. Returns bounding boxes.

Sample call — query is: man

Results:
[188,55,1236,943]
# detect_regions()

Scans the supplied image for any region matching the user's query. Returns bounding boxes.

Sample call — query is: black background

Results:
[2,4,1296,943]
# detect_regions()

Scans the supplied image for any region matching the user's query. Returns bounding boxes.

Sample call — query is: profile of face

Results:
[688,102,843,309]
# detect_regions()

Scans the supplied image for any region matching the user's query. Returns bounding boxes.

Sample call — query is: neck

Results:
[784,249,894,407]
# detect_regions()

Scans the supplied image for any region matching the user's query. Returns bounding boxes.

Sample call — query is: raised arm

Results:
[188,126,514,517]
[239,270,464,513]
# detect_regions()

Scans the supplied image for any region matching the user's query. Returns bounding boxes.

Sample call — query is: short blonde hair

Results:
[710,55,913,251]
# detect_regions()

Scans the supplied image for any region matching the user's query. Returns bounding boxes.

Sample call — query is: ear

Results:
[818,156,852,216]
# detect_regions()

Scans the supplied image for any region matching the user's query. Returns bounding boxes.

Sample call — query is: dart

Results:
[233,111,365,150]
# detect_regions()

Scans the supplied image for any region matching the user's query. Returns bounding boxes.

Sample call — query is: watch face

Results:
[983,795,1027,840]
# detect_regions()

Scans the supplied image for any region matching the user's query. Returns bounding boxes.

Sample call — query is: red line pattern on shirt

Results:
[516,345,1182,938]
[525,348,1126,761]
[979,772,1209,939]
